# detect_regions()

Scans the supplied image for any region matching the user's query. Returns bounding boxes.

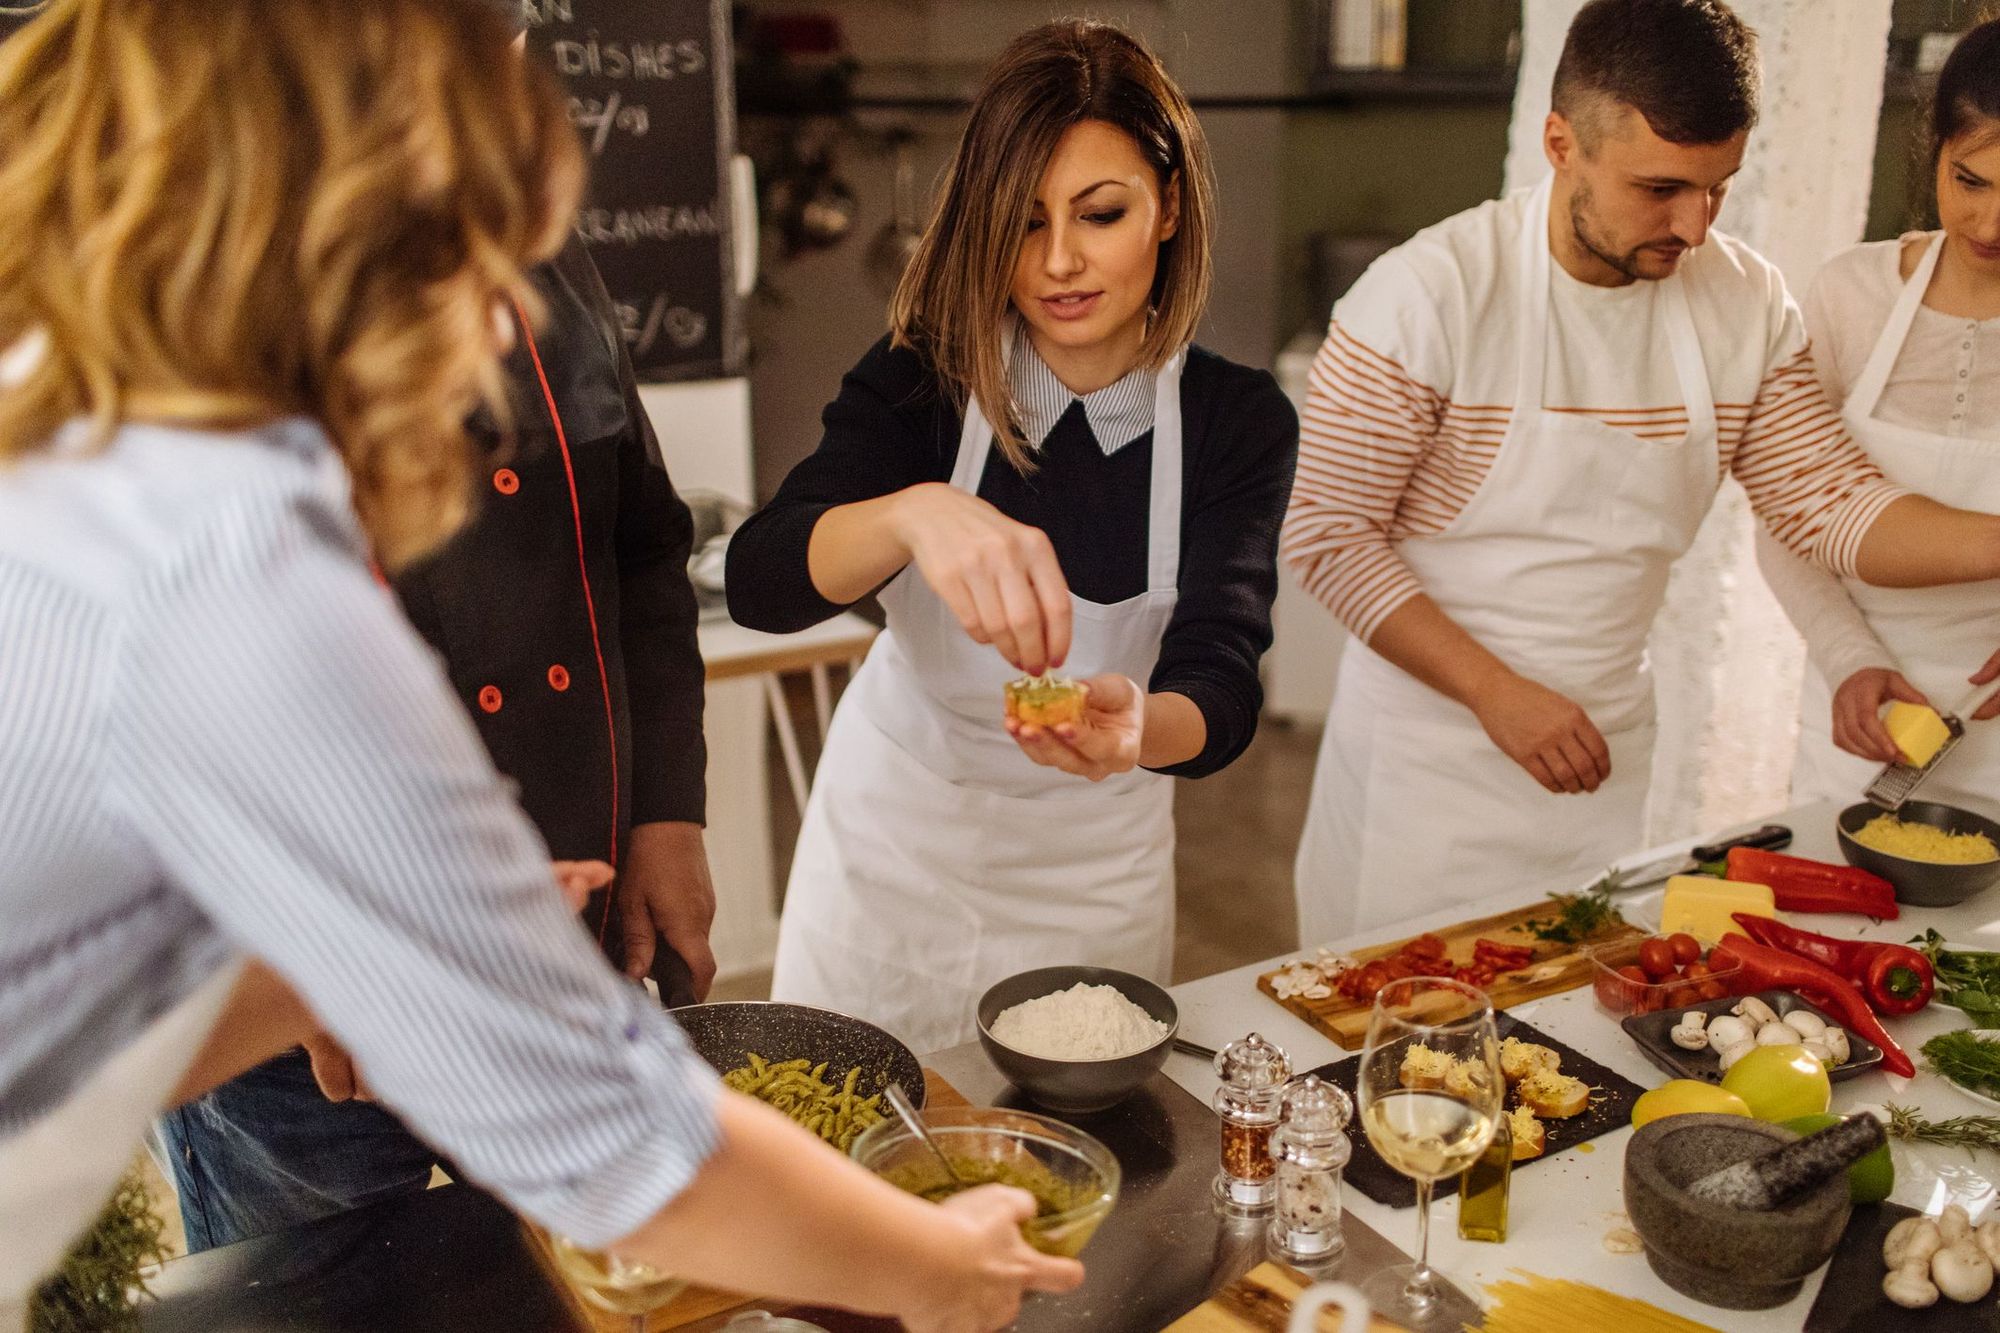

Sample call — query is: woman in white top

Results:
[1756,18,2000,809]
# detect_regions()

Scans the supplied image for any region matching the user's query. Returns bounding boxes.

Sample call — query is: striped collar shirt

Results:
[0,419,717,1248]
[1010,321,1156,454]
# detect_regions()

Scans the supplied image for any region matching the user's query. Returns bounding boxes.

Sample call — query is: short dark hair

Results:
[1553,0,1760,147]
[1932,17,2000,173]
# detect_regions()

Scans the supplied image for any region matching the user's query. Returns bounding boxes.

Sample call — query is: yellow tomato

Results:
[1720,1044,1832,1122]
[1630,1079,1753,1128]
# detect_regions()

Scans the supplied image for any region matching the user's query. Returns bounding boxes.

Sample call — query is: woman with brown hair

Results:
[728,20,1298,1051]
[1756,16,2000,805]
[0,2,1076,1326]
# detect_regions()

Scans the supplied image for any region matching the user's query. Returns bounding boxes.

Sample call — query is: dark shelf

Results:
[737,64,1520,118]
[1304,66,1519,103]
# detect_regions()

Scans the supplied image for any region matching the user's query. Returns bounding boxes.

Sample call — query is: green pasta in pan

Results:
[721,1052,886,1152]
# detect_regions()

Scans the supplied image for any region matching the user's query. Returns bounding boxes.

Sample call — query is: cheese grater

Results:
[1864,676,2000,810]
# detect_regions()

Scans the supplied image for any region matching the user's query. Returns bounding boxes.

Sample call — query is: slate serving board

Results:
[1804,1202,1995,1332]
[1307,1013,1646,1208]
[1621,989,1884,1085]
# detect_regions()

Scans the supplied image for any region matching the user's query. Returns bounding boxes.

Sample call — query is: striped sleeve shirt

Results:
[1282,190,1910,645]
[0,419,717,1248]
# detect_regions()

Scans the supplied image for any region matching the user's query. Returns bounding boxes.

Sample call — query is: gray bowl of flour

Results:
[976,966,1178,1115]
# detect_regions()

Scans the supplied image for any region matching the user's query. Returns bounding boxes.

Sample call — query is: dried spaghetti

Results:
[1475,1273,1721,1332]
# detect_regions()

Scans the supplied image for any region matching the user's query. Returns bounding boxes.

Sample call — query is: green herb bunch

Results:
[1524,876,1622,945]
[27,1168,168,1332]
[1924,1029,2000,1099]
[1911,929,2000,1026]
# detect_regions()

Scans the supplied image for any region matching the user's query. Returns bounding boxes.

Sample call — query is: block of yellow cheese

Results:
[1883,701,1951,768]
[1660,875,1776,944]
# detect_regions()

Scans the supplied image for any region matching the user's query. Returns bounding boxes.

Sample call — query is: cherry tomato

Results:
[1698,981,1729,1001]
[1667,932,1702,966]
[1667,985,1700,1008]
[1638,937,1676,982]
[1682,961,1711,982]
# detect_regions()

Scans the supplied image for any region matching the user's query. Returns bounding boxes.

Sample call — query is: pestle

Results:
[1685,1115,1885,1210]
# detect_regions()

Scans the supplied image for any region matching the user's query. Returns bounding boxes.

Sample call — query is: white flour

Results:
[989,982,1168,1060]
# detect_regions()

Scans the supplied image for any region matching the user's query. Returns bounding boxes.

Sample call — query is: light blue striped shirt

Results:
[0,419,717,1247]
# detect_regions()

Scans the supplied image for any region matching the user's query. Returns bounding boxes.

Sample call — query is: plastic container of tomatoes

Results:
[1586,931,1747,1017]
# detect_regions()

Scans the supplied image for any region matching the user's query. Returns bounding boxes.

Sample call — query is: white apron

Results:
[771,354,1186,1055]
[1791,233,2000,814]
[0,961,242,1328]
[1295,177,1719,945]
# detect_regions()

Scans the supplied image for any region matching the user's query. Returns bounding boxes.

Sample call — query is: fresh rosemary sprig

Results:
[28,1166,168,1331]
[1524,875,1623,945]
[1884,1102,2000,1155]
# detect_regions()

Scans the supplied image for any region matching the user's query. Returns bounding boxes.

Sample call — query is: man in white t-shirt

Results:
[1285,0,2000,941]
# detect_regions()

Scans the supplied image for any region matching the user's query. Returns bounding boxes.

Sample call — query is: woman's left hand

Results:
[1006,674,1144,781]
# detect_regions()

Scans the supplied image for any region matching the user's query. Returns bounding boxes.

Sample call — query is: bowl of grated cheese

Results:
[976,966,1177,1114]
[1837,801,2000,908]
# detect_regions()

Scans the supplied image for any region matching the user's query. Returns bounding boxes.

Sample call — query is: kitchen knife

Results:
[1609,823,1792,890]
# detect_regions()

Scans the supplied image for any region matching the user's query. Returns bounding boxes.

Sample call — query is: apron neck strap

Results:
[1848,231,1945,418]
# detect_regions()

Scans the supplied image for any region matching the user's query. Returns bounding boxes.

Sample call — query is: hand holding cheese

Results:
[1829,668,1930,764]
[1883,700,1952,768]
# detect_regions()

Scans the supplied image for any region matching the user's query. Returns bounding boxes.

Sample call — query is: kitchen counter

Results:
[1163,798,2000,1329]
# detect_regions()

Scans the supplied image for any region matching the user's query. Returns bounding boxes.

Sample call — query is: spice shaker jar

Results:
[1213,1032,1292,1210]
[1267,1073,1354,1264]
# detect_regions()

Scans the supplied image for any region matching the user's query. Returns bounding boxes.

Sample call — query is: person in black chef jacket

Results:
[726,19,1298,1055]
[153,234,719,1252]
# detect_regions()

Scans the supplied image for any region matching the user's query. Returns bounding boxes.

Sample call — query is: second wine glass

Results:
[1355,976,1501,1332]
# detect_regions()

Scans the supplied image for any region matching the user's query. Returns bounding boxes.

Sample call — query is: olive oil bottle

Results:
[1457,1114,1511,1242]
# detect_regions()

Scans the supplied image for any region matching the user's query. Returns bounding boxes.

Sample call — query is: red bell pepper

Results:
[1725,845,1899,919]
[1730,914,1935,1016]
[1708,934,1917,1078]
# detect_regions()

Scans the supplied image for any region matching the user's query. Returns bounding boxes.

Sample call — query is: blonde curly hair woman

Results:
[0,4,1078,1328]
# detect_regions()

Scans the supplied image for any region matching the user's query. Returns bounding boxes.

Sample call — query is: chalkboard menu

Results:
[526,0,745,383]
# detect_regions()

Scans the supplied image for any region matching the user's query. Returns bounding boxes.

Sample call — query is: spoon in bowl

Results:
[883,1082,964,1187]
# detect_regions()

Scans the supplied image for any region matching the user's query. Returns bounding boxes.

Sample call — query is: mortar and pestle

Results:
[1624,1113,1883,1309]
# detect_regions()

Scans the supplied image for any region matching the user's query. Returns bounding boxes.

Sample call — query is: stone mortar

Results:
[1624,1113,1851,1310]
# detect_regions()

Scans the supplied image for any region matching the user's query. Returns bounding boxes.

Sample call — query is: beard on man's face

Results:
[1568,181,1684,282]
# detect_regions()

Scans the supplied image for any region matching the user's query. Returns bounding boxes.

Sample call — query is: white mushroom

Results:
[1885,1216,1943,1270]
[1942,1204,1973,1247]
[1932,1242,1994,1303]
[1669,1013,1710,1050]
[1884,1261,1940,1309]
[1800,1038,1835,1066]
[1824,1029,1851,1065]
[1755,1023,1799,1047]
[1735,996,1779,1029]
[1706,1015,1754,1050]
[1781,1010,1828,1039]
[1976,1219,2000,1271]
[1716,1038,1757,1072]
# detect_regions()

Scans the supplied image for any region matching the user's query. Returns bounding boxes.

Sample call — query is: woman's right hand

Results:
[1832,666,1928,762]
[1472,671,1610,794]
[899,1185,1085,1333]
[889,483,1072,674]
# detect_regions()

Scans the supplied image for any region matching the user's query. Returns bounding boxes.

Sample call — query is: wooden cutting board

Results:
[1161,1262,1410,1332]
[536,1068,972,1331]
[1258,900,1644,1050]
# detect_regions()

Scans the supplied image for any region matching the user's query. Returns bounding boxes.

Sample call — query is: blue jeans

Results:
[154,1047,438,1253]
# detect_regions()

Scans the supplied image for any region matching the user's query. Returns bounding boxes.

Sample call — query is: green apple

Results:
[1719,1043,1832,1122]
[1782,1113,1893,1204]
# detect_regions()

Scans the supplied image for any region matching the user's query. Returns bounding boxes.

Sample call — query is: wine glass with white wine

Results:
[549,1234,687,1333]
[1356,976,1502,1332]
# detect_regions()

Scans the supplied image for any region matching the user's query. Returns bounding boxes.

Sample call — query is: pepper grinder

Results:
[1268,1074,1354,1265]
[1212,1033,1292,1211]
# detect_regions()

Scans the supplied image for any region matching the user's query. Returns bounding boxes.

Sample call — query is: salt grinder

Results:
[1268,1073,1354,1264]
[1213,1032,1292,1211]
